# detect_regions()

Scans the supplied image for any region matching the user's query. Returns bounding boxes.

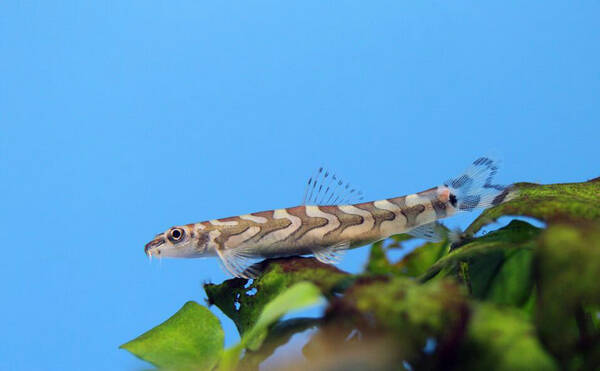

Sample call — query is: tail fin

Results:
[445,156,511,211]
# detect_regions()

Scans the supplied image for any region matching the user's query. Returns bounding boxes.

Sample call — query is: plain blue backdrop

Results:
[1,1,599,369]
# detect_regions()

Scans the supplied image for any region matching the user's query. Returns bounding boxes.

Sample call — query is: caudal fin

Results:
[445,156,511,211]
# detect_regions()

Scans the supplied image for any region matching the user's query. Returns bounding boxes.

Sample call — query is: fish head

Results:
[144,224,210,258]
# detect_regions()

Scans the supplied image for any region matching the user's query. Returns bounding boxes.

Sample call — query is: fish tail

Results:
[444,156,512,211]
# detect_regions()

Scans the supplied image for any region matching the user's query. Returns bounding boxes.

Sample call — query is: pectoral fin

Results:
[215,248,260,279]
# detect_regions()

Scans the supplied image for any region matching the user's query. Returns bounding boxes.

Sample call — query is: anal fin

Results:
[407,222,449,243]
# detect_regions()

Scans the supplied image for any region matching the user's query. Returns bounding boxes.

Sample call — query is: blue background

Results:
[1,2,598,369]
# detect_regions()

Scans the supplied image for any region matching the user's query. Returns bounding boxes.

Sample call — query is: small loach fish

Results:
[144,157,511,278]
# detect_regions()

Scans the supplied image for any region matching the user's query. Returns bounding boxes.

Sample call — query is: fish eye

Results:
[169,228,185,242]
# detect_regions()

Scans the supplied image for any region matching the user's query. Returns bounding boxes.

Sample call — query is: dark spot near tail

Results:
[431,200,447,218]
[449,194,457,207]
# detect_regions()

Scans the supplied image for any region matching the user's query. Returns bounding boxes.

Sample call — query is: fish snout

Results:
[145,237,165,255]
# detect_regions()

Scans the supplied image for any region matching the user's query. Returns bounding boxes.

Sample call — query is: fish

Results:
[144,157,511,278]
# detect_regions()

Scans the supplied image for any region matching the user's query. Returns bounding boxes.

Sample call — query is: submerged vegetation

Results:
[121,177,600,370]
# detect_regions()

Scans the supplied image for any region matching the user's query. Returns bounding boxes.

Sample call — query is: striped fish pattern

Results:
[144,157,510,278]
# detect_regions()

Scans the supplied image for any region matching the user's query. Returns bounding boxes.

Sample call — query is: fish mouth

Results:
[144,237,165,255]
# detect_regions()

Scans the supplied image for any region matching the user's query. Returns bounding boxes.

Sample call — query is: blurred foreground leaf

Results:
[238,317,321,370]
[535,222,600,369]
[318,276,470,368]
[120,301,224,370]
[219,282,322,371]
[365,240,395,275]
[459,304,557,370]
[467,178,600,235]
[304,277,558,370]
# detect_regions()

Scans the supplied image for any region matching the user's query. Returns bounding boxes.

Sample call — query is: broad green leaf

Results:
[204,257,349,335]
[394,240,449,277]
[467,178,600,235]
[422,220,540,308]
[535,222,600,369]
[480,248,533,306]
[459,304,558,370]
[120,301,224,370]
[219,282,322,371]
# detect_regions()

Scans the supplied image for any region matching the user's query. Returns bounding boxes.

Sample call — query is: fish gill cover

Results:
[121,177,600,370]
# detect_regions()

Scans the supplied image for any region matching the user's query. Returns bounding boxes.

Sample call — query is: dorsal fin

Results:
[302,167,364,205]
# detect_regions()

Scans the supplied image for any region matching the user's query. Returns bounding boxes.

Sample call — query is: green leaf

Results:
[219,282,322,371]
[204,257,350,336]
[467,178,600,235]
[365,236,449,277]
[394,240,449,277]
[252,282,321,333]
[460,303,558,370]
[120,301,224,371]
[421,220,540,308]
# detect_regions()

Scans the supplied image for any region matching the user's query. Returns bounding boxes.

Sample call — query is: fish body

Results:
[144,157,510,278]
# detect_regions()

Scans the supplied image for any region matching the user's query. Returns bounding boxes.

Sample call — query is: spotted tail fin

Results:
[445,157,511,211]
